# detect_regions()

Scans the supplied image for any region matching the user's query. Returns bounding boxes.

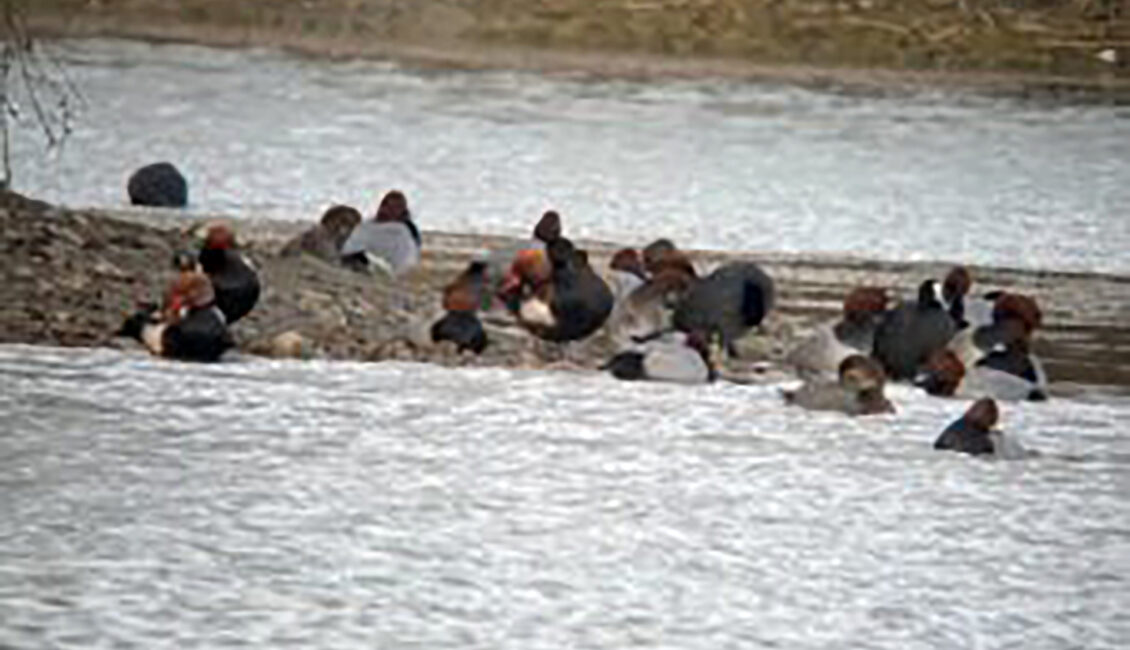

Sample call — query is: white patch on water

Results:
[0,344,1127,648]
[11,39,1130,273]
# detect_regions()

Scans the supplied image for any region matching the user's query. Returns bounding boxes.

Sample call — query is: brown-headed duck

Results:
[503,237,614,342]
[280,204,362,262]
[783,354,895,416]
[871,279,955,381]
[934,398,1029,459]
[786,286,890,379]
[341,190,421,275]
[198,223,260,324]
[603,331,715,384]
[118,271,233,362]
[917,343,1048,402]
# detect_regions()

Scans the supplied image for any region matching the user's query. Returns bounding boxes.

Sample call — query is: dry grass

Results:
[24,0,1129,77]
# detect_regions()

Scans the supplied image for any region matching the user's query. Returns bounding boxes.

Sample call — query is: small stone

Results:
[270,331,310,359]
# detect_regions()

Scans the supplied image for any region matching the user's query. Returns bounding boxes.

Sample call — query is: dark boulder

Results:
[127,162,188,208]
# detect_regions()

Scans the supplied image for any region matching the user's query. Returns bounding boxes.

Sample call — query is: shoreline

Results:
[26,7,1130,103]
[4,193,1129,394]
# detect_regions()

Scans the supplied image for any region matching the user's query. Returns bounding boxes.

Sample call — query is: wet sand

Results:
[4,192,1128,395]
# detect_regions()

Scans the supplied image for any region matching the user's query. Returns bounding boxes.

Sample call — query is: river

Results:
[4,38,1129,648]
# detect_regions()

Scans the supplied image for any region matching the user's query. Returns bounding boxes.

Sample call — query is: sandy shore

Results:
[3,192,1128,394]
[26,1,1130,102]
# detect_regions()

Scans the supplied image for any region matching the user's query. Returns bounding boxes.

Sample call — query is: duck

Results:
[503,237,614,343]
[871,279,955,381]
[604,267,696,347]
[642,238,698,279]
[117,271,233,362]
[430,310,488,354]
[785,286,889,380]
[934,398,1029,459]
[280,204,362,263]
[917,344,1048,402]
[340,190,421,275]
[197,223,260,324]
[671,260,775,358]
[783,354,896,416]
[603,331,715,384]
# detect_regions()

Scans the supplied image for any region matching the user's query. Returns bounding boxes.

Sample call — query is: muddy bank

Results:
[2,192,1128,394]
[26,0,1130,102]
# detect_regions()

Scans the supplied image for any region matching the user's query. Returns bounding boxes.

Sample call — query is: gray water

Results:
[6,39,1130,648]
[2,345,1128,648]
[13,39,1130,273]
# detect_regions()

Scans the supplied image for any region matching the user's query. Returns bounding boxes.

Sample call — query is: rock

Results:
[127,162,188,208]
[269,331,310,359]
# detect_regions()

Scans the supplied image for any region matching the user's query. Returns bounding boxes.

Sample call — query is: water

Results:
[6,38,1130,647]
[13,39,1130,273]
[2,345,1128,648]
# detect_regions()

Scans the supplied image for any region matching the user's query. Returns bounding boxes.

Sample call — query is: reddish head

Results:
[964,397,1000,432]
[918,349,966,396]
[943,266,972,304]
[534,211,562,243]
[375,190,409,222]
[838,354,887,392]
[497,248,551,301]
[993,293,1042,334]
[610,248,647,279]
[842,287,888,321]
[203,223,236,251]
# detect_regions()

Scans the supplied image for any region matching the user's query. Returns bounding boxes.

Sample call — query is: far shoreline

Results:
[27,16,1130,105]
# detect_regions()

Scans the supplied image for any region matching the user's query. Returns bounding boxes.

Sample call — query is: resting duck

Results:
[198,224,260,324]
[934,398,1029,459]
[785,286,889,380]
[917,344,1048,402]
[671,261,775,358]
[340,190,422,275]
[118,271,233,362]
[603,331,715,384]
[872,279,955,381]
[783,354,895,416]
[280,204,362,263]
[503,237,614,342]
[430,310,488,354]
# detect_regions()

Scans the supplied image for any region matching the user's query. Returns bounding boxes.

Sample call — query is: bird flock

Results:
[119,184,1049,460]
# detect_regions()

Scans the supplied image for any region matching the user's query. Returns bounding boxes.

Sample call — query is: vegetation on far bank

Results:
[24,0,1129,80]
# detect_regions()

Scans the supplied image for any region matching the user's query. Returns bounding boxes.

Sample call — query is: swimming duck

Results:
[198,223,260,324]
[934,398,1029,459]
[872,279,955,381]
[917,344,1048,402]
[786,286,889,380]
[280,204,362,263]
[603,331,714,384]
[118,271,233,362]
[783,354,895,416]
[671,261,775,358]
[340,190,421,275]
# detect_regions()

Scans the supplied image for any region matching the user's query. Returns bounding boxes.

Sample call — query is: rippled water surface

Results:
[13,39,1130,272]
[2,345,1128,648]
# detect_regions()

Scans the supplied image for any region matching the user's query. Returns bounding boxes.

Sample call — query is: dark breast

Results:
[873,303,955,380]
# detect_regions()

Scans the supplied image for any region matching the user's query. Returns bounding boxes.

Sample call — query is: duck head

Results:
[915,349,966,396]
[202,223,236,251]
[533,210,562,243]
[963,397,1000,433]
[497,248,551,305]
[321,205,362,245]
[842,287,888,324]
[443,261,489,312]
[610,248,647,281]
[943,266,972,306]
[992,292,1042,334]
[374,190,409,223]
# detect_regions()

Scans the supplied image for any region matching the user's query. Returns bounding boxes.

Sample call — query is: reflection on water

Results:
[13,39,1130,273]
[1,345,1127,648]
